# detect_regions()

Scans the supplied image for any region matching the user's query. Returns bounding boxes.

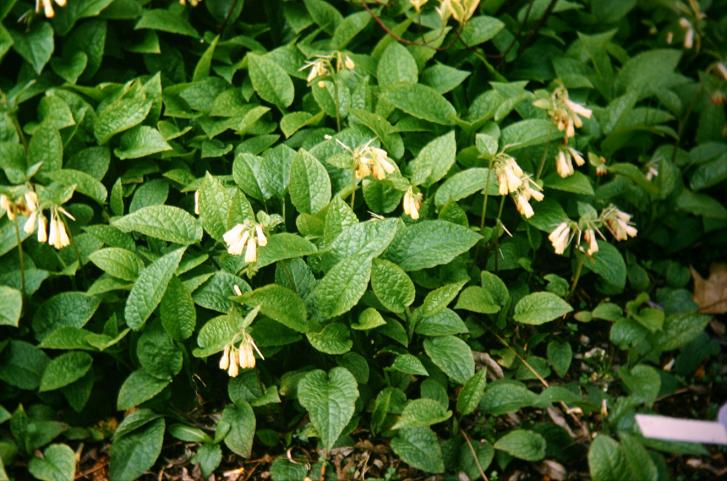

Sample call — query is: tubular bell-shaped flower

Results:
[36,0,66,18]
[223,219,268,263]
[548,222,573,255]
[494,153,524,195]
[511,176,544,219]
[601,205,638,241]
[402,187,423,220]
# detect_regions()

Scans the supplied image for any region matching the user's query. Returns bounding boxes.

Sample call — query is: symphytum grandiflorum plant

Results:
[0,0,726,480]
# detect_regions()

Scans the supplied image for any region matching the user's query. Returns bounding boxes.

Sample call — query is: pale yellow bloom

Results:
[0,194,15,221]
[223,219,268,263]
[715,63,727,82]
[46,206,74,250]
[602,206,638,241]
[36,0,66,18]
[37,215,48,243]
[511,176,543,219]
[548,222,572,255]
[556,149,574,178]
[448,0,479,24]
[300,58,329,83]
[582,228,599,256]
[411,0,429,12]
[403,187,423,220]
[218,331,262,376]
[355,143,395,180]
[495,154,523,195]
[535,86,592,142]
[679,17,694,49]
[193,191,200,216]
[179,0,202,6]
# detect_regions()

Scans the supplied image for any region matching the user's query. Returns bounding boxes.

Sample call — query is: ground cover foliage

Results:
[0,0,726,479]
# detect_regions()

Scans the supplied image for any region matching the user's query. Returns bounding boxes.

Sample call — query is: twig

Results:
[461,430,490,481]
[359,0,446,49]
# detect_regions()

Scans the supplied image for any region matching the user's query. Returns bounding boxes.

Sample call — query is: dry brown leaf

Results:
[691,264,727,314]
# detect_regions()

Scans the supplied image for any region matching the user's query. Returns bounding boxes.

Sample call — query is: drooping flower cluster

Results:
[1,191,74,249]
[35,0,66,18]
[299,52,355,85]
[219,330,262,377]
[436,0,479,25]
[548,205,637,256]
[179,0,202,6]
[223,219,268,263]
[534,86,592,144]
[493,154,544,219]
[555,146,586,178]
[601,205,638,241]
[402,187,423,220]
[410,0,429,12]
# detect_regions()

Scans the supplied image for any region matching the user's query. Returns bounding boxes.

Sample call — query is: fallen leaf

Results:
[691,264,727,314]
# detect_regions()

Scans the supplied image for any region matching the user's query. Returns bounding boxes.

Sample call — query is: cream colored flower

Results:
[46,206,74,250]
[403,187,423,220]
[223,219,268,263]
[495,154,523,195]
[602,205,637,241]
[180,0,202,6]
[193,191,200,216]
[300,58,329,83]
[411,0,429,12]
[37,214,48,243]
[218,331,262,376]
[535,86,592,142]
[0,194,16,221]
[365,146,396,180]
[679,17,694,49]
[238,331,263,369]
[548,222,572,255]
[448,0,479,24]
[715,63,727,82]
[336,53,355,72]
[645,161,659,181]
[36,0,66,18]
[556,149,574,178]
[511,176,543,219]
[582,228,599,256]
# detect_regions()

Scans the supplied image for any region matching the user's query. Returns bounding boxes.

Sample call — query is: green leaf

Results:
[112,205,202,244]
[455,286,500,314]
[94,85,152,145]
[377,42,418,87]
[220,403,256,457]
[28,444,75,481]
[389,354,429,376]
[434,167,498,207]
[501,119,561,150]
[385,220,481,271]
[651,312,711,351]
[117,370,170,410]
[514,292,572,325]
[393,399,451,429]
[419,281,467,317]
[383,84,457,125]
[370,259,415,313]
[620,364,660,406]
[588,434,629,481]
[10,22,54,74]
[587,242,627,294]
[289,150,331,214]
[160,277,196,340]
[457,370,487,415]
[322,218,399,269]
[124,247,186,330]
[331,10,370,49]
[298,367,359,451]
[547,339,572,377]
[309,255,372,321]
[109,417,165,481]
[135,9,199,37]
[257,233,318,269]
[44,169,108,205]
[29,128,62,173]
[459,16,505,45]
[543,171,594,196]
[39,352,93,392]
[306,322,352,354]
[620,433,658,481]
[391,428,444,473]
[88,248,142,281]
[409,131,456,186]
[0,286,22,327]
[304,0,343,34]
[198,172,231,241]
[423,336,474,384]
[241,284,311,333]
[33,292,101,340]
[114,126,172,160]
[415,309,468,336]
[248,53,294,110]
[494,430,546,461]
[0,340,49,390]
[351,307,387,330]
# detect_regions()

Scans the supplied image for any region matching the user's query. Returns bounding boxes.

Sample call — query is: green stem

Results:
[332,78,342,132]
[480,160,493,231]
[13,221,26,295]
[570,255,586,296]
[493,196,506,272]
[535,141,552,180]
[349,172,356,209]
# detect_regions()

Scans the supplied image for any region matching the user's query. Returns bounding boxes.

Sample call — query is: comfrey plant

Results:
[0,1,725,481]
